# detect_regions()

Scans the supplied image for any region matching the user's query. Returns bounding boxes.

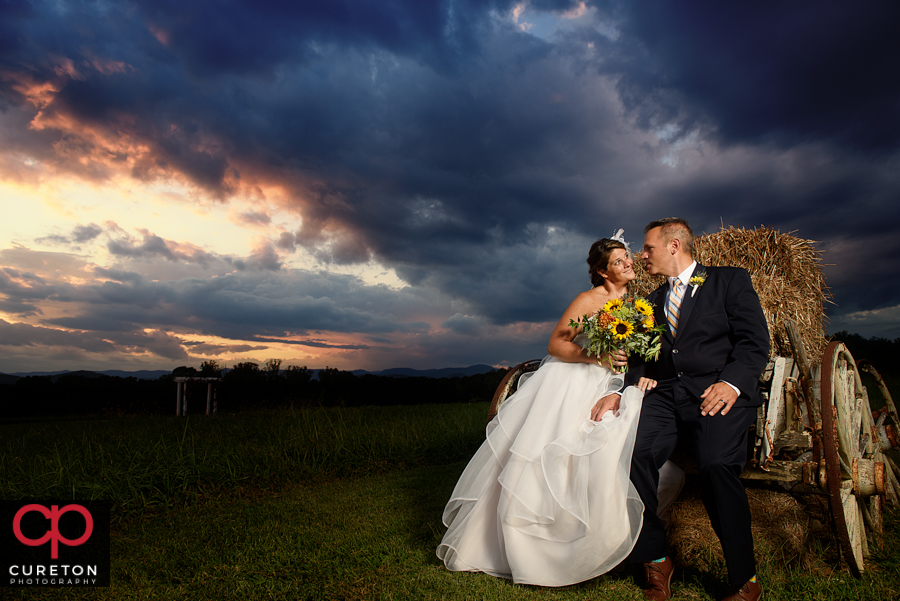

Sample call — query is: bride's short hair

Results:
[587,238,626,287]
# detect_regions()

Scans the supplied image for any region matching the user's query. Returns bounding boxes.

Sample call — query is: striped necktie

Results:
[666,279,685,335]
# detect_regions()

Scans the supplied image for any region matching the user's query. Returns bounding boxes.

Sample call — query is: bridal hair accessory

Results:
[611,228,632,256]
[689,270,707,297]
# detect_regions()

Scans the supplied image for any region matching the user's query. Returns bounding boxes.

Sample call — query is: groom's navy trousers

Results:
[628,378,757,585]
[624,264,769,587]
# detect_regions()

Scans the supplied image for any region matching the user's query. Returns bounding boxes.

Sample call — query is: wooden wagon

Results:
[486,228,900,577]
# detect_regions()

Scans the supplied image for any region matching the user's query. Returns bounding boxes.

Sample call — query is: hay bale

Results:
[630,226,832,360]
[667,488,818,572]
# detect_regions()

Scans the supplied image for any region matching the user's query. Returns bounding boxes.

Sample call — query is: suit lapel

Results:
[674,263,704,340]
[651,285,674,345]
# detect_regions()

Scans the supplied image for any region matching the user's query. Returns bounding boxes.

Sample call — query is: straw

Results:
[631,226,833,360]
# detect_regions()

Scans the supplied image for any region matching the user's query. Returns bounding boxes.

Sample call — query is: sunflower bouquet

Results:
[568,296,667,372]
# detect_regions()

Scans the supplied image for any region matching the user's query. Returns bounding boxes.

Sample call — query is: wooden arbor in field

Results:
[173,377,221,416]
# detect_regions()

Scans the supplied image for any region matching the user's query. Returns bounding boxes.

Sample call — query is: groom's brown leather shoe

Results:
[721,579,762,601]
[641,557,674,600]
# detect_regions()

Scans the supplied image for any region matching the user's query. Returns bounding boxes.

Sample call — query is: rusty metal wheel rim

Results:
[486,360,541,423]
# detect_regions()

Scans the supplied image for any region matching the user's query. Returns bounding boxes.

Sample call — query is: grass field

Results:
[0,404,488,522]
[2,403,899,600]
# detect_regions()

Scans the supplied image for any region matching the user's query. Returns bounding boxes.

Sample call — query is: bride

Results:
[436,236,684,587]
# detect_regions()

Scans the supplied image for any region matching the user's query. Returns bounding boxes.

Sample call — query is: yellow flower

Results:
[610,318,634,340]
[634,298,653,317]
[603,298,624,312]
[643,315,655,328]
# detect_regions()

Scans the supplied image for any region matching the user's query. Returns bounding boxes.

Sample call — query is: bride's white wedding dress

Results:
[436,354,683,587]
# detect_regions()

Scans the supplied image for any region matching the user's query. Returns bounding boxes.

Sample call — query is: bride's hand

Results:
[599,349,628,373]
[591,393,620,421]
[637,377,657,392]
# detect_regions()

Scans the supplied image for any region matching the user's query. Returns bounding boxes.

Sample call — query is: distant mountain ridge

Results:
[2,369,172,382]
[348,364,497,378]
[1,364,499,382]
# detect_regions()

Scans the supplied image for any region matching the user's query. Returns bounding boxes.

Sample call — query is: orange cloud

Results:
[52,56,82,80]
[1,69,59,109]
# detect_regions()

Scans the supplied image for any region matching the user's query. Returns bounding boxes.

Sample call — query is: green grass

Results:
[5,463,899,600]
[0,404,488,522]
[3,402,900,600]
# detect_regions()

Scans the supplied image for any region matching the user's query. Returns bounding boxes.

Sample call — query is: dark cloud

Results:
[252,337,370,350]
[35,223,104,247]
[828,304,900,340]
[247,242,282,271]
[238,210,271,226]
[0,318,114,353]
[72,223,103,243]
[0,245,543,369]
[182,341,269,354]
[442,313,487,336]
[602,1,900,153]
[1,1,899,371]
[0,266,59,316]
[394,223,596,325]
[33,234,70,246]
[107,231,217,266]
[113,329,190,361]
[92,267,148,285]
[3,246,437,339]
[131,0,503,77]
[0,298,41,316]
[0,317,190,361]
[275,232,297,251]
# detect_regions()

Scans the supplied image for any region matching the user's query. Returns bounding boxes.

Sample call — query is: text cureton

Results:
[10,578,97,585]
[8,565,98,576]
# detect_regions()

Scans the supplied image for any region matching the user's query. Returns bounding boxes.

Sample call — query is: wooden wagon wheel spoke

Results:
[857,360,900,506]
[820,341,886,577]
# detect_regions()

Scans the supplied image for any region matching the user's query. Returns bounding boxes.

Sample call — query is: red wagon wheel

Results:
[486,360,541,423]
[819,341,885,577]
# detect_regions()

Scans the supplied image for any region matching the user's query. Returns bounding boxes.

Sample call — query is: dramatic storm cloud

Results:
[1,1,898,373]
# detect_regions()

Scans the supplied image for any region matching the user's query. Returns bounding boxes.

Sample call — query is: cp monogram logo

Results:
[13,504,94,559]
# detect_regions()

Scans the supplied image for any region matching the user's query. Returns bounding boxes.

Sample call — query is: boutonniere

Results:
[689,271,707,297]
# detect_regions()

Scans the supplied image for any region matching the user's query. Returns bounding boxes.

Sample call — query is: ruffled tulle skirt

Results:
[437,357,680,587]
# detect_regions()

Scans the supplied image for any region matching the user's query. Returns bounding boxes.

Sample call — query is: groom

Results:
[594,218,769,601]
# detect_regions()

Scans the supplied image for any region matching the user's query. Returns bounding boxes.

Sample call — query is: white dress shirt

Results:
[669,261,740,398]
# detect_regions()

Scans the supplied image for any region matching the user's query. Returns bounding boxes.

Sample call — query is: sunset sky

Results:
[2,1,899,374]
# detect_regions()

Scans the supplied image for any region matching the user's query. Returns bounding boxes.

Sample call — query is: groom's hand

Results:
[700,382,739,416]
[637,377,657,392]
[591,393,620,421]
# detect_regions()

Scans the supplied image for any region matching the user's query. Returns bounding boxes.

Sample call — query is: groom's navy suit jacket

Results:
[624,264,769,582]
[626,264,769,404]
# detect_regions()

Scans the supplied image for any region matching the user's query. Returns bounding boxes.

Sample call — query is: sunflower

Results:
[610,318,634,340]
[634,298,653,317]
[643,315,656,328]
[603,298,624,312]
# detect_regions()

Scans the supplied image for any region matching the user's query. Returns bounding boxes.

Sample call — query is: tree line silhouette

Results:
[831,331,900,373]
[3,331,894,420]
[0,359,508,419]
